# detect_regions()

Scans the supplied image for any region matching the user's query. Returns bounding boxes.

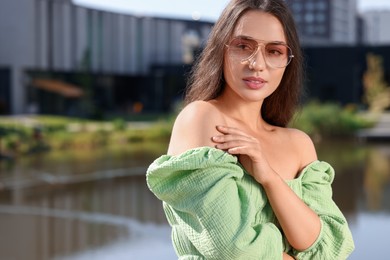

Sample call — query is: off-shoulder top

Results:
[146,147,354,260]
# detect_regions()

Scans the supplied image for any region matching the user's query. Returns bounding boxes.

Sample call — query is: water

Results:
[0,140,389,260]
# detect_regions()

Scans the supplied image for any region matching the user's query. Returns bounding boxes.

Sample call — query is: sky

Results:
[73,0,390,22]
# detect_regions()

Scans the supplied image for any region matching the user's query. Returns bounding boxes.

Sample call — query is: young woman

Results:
[147,0,355,259]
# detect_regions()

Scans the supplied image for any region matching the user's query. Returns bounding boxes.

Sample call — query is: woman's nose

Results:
[248,46,266,71]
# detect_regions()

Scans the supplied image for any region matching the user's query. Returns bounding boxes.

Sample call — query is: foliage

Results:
[362,53,390,113]
[289,101,374,140]
[112,118,127,131]
[0,115,173,157]
[0,100,376,157]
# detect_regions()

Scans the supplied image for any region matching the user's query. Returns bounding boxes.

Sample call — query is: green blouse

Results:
[146,147,354,259]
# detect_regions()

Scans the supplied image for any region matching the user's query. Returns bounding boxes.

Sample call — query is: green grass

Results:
[289,101,375,139]
[0,114,173,156]
[0,102,377,157]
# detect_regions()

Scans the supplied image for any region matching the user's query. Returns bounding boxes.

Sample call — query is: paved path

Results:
[357,112,390,141]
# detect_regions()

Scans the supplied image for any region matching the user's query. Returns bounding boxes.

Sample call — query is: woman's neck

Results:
[211,93,273,133]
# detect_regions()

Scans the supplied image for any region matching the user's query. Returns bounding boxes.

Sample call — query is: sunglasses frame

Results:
[225,36,294,68]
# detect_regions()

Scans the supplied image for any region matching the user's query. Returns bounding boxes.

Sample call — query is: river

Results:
[0,140,389,259]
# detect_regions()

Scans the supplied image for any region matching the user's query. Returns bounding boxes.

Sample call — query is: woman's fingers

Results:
[214,140,247,150]
[216,125,252,138]
[213,125,260,153]
[226,145,250,155]
[212,135,257,151]
[212,134,252,143]
[213,126,273,181]
[214,126,257,141]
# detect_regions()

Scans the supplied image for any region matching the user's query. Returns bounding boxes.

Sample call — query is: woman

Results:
[147,0,355,259]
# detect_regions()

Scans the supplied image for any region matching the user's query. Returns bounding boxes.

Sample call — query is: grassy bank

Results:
[290,101,375,141]
[0,115,173,157]
[0,102,375,158]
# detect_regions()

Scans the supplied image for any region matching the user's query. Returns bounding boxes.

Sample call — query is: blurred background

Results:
[0,0,390,259]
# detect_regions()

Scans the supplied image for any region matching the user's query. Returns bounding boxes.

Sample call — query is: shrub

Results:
[290,101,374,139]
[112,118,127,131]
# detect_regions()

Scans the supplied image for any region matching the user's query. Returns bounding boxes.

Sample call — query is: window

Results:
[294,14,302,23]
[316,12,327,23]
[305,25,315,35]
[305,12,315,23]
[292,2,303,12]
[317,25,327,35]
[316,1,327,11]
[305,2,315,11]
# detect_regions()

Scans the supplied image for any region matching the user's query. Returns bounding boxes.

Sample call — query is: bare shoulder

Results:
[167,100,225,155]
[286,128,318,168]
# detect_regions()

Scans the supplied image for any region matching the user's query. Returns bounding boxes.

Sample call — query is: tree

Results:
[362,53,390,113]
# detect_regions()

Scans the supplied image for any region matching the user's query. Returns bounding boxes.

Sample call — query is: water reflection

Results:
[364,146,390,211]
[0,207,127,260]
[0,173,170,259]
[0,143,169,260]
[316,141,390,260]
[0,141,389,259]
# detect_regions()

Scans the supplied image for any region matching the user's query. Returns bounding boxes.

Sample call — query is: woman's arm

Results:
[262,167,321,251]
[147,150,285,259]
[167,101,223,155]
[289,161,355,259]
[213,126,321,251]
[149,102,287,259]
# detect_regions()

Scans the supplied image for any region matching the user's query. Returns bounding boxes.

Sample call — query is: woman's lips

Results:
[243,77,267,89]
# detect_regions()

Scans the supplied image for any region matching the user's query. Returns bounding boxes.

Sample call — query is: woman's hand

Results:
[212,125,277,185]
[213,126,321,251]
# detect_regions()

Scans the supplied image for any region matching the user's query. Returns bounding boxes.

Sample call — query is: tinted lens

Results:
[264,43,290,68]
[227,37,292,68]
[227,38,258,61]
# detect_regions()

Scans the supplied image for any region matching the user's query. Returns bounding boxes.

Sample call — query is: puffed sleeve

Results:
[146,147,284,259]
[287,161,355,259]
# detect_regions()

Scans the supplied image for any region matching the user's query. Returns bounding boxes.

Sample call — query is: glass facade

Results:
[286,0,357,45]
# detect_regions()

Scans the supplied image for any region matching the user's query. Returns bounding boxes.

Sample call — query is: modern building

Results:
[2,0,390,116]
[361,10,390,45]
[285,0,358,46]
[0,0,213,115]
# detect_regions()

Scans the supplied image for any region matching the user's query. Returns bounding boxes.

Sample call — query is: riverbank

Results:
[0,102,377,159]
[357,112,390,141]
[0,114,172,159]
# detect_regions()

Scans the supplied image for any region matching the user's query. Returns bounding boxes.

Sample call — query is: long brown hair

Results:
[184,0,303,127]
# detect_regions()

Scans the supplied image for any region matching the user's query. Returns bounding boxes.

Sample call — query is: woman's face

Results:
[223,10,288,103]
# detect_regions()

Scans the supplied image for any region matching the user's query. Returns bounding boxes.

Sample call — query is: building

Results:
[285,0,358,46]
[2,0,389,116]
[0,0,213,115]
[361,10,390,45]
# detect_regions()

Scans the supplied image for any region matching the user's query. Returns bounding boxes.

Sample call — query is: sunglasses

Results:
[226,36,294,68]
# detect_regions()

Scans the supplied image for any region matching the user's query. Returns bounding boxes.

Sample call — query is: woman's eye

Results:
[237,44,250,50]
[268,49,282,55]
[266,45,287,56]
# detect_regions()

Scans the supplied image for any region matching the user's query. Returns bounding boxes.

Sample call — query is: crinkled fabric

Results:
[146,147,354,259]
